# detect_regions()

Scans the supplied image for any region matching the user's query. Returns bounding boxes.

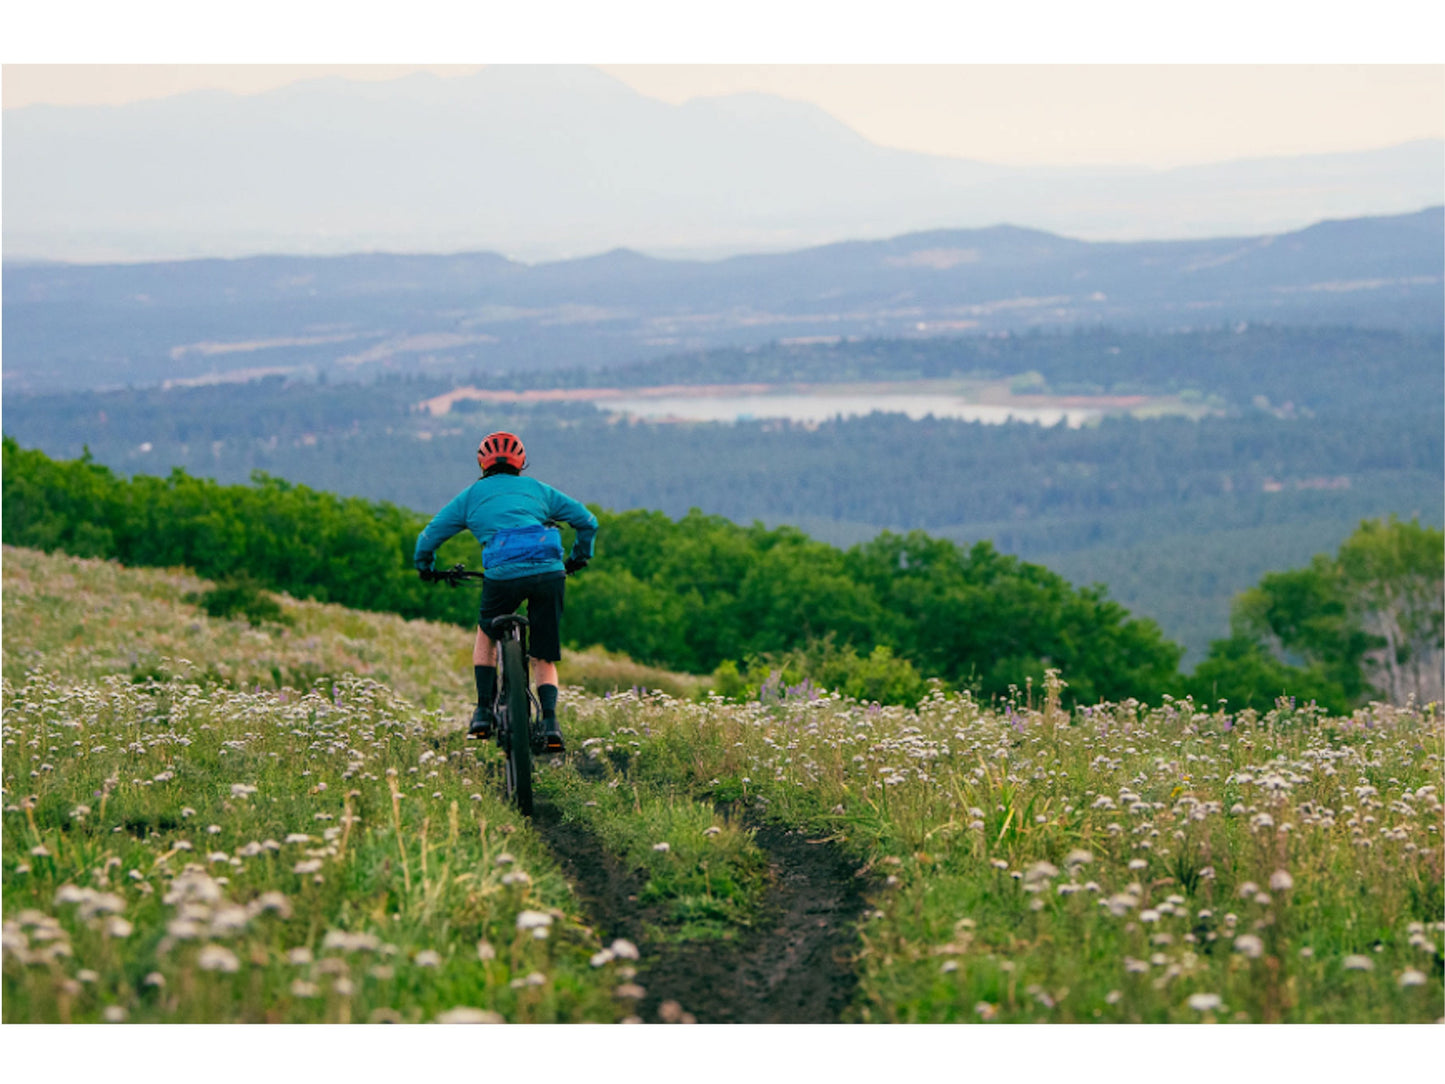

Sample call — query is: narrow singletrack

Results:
[533,797,871,1024]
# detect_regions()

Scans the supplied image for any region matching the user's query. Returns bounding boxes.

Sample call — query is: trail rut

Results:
[534,797,871,1024]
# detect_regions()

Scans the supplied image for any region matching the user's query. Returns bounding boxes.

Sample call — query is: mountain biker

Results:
[413,430,597,752]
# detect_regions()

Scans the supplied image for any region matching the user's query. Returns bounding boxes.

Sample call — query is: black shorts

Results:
[478,572,566,662]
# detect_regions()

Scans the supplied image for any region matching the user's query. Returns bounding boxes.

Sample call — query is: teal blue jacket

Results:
[413,474,598,581]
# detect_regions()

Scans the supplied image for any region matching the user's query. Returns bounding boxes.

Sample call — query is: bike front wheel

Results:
[500,638,534,817]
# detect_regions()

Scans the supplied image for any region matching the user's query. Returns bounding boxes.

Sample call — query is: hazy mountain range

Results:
[4,65,1442,264]
[4,206,1440,393]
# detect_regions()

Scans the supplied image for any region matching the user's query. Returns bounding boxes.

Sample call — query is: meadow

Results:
[3,546,1441,1023]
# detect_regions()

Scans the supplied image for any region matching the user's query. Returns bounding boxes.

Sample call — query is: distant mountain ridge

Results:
[4,65,1442,263]
[4,207,1440,393]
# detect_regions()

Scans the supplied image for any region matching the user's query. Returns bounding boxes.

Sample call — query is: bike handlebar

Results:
[421,560,587,587]
[420,564,485,588]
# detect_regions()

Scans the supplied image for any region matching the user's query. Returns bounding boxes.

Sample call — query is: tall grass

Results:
[0,548,652,1023]
[558,678,1444,1022]
[6,546,1442,1023]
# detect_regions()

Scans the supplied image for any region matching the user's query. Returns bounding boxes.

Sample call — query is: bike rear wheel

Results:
[500,638,533,817]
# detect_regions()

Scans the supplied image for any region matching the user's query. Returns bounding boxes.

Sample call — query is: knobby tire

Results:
[501,638,534,817]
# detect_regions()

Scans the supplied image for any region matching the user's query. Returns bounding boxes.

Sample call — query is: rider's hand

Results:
[418,568,438,582]
[564,556,589,575]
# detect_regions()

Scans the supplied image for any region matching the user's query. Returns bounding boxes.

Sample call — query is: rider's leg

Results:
[470,627,498,737]
[474,627,497,666]
[524,573,567,752]
[531,657,564,752]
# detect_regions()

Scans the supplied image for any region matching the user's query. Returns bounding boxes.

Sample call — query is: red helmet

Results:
[478,430,526,472]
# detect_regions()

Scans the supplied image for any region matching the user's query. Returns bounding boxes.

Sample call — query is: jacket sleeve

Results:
[544,486,599,561]
[413,488,470,571]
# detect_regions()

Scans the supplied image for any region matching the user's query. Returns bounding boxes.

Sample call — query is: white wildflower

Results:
[247,891,292,919]
[437,1007,504,1024]
[1233,934,1264,959]
[610,938,640,961]
[197,944,241,973]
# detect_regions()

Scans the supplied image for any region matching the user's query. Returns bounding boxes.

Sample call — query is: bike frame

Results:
[425,562,570,818]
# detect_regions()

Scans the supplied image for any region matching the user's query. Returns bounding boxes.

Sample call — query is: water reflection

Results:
[603,393,1095,427]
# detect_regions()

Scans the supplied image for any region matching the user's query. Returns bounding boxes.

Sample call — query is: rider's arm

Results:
[543,486,599,562]
[413,488,471,571]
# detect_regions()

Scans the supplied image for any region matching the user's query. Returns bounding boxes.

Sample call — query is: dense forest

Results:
[8,440,1436,713]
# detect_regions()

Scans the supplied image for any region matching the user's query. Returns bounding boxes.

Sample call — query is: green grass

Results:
[0,548,656,1023]
[5,546,1442,1023]
[0,664,658,1023]
[542,750,769,941]
[553,676,1445,1023]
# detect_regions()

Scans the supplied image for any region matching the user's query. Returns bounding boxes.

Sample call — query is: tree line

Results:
[6,438,1436,712]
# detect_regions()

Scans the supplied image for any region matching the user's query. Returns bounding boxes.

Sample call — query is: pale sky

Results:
[3,63,1442,168]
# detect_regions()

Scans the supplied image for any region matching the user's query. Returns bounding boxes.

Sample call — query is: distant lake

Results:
[601,393,1098,427]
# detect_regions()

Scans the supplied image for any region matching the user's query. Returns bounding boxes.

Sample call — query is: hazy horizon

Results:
[4,63,1441,170]
[4,63,1441,265]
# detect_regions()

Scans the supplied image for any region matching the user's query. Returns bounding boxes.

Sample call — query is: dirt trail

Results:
[534,798,871,1024]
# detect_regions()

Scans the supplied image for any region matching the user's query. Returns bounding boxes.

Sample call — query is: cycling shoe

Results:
[468,705,494,740]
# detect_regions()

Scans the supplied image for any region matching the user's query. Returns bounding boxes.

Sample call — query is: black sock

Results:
[538,684,559,721]
[475,665,496,707]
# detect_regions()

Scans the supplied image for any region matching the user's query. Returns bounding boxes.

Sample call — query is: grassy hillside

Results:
[4,547,1441,1023]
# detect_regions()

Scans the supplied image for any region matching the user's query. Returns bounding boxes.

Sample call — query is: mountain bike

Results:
[424,563,561,818]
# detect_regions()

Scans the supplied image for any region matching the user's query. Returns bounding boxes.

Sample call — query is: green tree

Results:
[1195,517,1444,709]
[1336,516,1444,704]
[1185,635,1351,714]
